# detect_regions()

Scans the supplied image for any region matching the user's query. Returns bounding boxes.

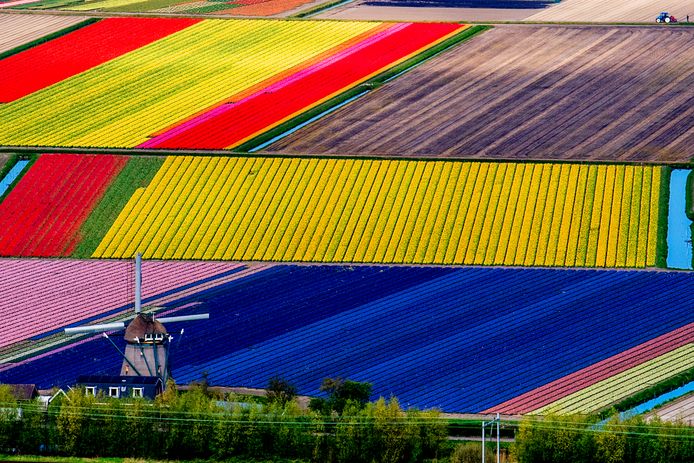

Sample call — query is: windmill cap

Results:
[124,313,167,343]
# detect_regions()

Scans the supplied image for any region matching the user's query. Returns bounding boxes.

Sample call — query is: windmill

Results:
[65,254,209,389]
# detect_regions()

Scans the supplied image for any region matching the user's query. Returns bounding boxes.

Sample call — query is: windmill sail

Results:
[64,254,209,387]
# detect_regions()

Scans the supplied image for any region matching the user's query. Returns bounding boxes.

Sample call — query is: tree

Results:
[0,385,19,452]
[156,378,178,404]
[311,377,373,415]
[55,388,98,456]
[266,376,297,406]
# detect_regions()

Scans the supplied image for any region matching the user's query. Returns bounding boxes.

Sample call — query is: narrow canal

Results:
[666,169,693,269]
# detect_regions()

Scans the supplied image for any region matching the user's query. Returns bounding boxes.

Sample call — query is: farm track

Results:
[0,12,85,53]
[267,25,694,162]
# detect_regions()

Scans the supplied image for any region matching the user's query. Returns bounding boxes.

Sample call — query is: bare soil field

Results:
[319,0,693,22]
[318,4,543,21]
[649,393,694,424]
[0,14,86,54]
[526,0,694,23]
[266,25,694,162]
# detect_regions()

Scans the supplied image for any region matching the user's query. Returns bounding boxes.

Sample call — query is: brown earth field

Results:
[265,25,694,162]
[648,393,694,423]
[319,0,694,23]
[0,14,86,54]
[526,0,694,23]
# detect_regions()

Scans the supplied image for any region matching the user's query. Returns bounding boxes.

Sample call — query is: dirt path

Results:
[266,25,694,162]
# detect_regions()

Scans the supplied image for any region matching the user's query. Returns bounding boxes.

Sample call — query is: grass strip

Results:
[291,0,354,18]
[23,0,86,9]
[104,0,186,11]
[0,18,99,61]
[685,170,694,268]
[0,153,18,183]
[685,169,694,221]
[234,25,490,153]
[182,2,237,13]
[10,0,70,9]
[655,166,671,268]
[0,457,309,463]
[71,156,164,258]
[599,365,694,419]
[0,153,36,204]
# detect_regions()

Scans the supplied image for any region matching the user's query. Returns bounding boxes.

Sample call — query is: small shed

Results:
[7,384,38,401]
[76,375,163,400]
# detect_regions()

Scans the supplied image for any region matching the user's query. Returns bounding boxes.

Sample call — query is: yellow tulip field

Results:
[93,157,663,267]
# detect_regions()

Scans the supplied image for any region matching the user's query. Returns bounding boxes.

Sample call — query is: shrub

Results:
[450,442,495,463]
[317,377,373,415]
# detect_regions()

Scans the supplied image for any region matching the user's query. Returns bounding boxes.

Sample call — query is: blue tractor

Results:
[656,12,677,23]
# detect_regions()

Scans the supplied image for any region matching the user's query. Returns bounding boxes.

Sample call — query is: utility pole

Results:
[482,413,500,463]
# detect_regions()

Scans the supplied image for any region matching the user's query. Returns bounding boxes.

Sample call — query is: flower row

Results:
[93,157,663,267]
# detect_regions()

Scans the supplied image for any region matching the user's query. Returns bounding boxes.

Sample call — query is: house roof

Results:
[7,383,38,400]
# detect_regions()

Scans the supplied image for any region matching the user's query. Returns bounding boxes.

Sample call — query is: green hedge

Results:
[0,386,447,463]
[514,414,694,463]
[655,166,671,268]
[685,170,694,221]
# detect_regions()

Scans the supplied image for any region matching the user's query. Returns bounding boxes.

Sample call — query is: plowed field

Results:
[0,14,86,53]
[526,0,694,23]
[320,0,694,22]
[650,393,694,423]
[267,25,694,162]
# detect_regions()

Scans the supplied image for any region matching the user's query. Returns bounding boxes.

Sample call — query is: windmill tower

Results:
[65,254,209,391]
